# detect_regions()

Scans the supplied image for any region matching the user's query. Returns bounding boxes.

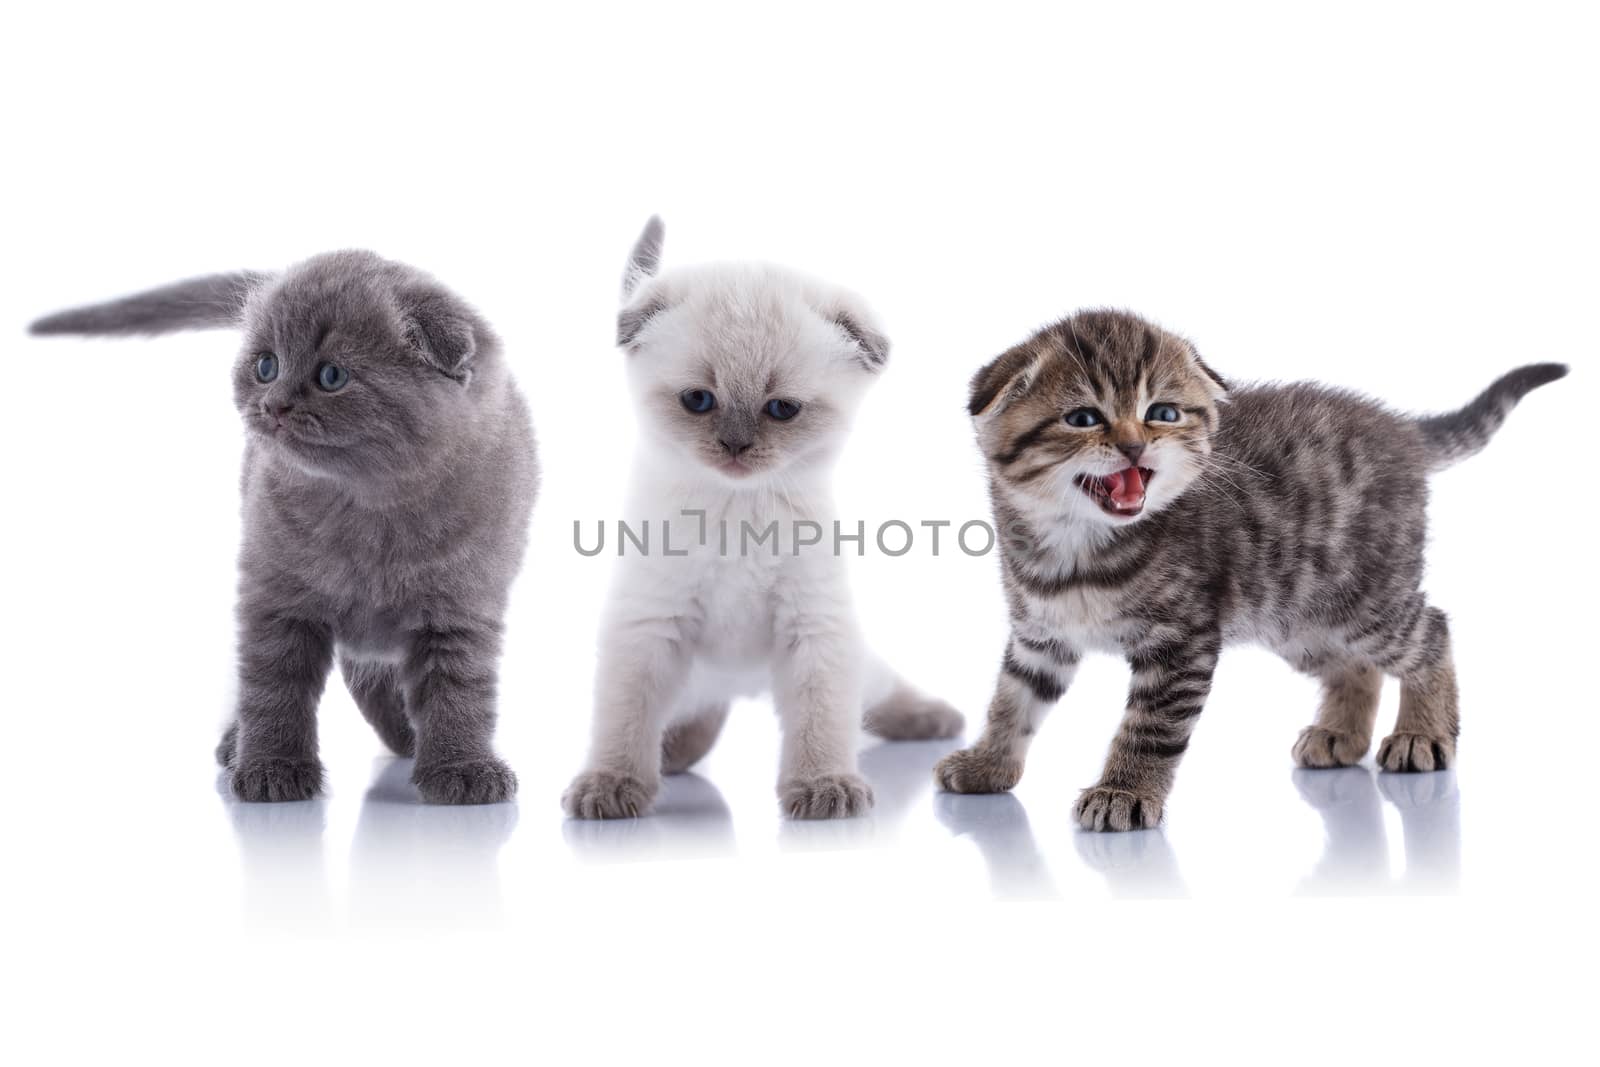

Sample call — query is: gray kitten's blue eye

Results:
[316,363,349,392]
[255,355,278,383]
[765,399,801,420]
[680,389,716,414]
[1064,408,1104,428]
[1146,403,1181,423]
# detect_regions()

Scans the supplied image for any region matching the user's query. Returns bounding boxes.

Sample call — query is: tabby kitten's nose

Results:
[1116,441,1146,465]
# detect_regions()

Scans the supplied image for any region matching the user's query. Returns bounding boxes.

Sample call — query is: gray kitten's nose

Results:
[1116,441,1146,465]
[719,438,752,457]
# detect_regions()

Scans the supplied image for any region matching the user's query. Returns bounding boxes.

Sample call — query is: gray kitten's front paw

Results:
[414,757,518,804]
[780,773,874,819]
[1376,732,1454,773]
[934,747,1023,794]
[231,756,324,802]
[1291,726,1369,768]
[1073,785,1163,832]
[562,770,657,819]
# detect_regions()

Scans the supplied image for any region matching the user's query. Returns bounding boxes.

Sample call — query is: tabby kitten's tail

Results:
[1418,362,1568,471]
[28,271,270,337]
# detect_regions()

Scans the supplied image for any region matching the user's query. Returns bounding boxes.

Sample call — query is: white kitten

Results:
[562,218,963,820]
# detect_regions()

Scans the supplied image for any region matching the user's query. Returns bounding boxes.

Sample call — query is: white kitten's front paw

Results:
[562,769,658,819]
[779,773,874,820]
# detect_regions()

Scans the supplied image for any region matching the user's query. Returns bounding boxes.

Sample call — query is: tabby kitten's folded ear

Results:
[968,344,1042,418]
[399,286,478,383]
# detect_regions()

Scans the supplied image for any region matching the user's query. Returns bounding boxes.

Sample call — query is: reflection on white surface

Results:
[1294,766,1460,895]
[934,793,1060,900]
[222,758,518,928]
[562,772,735,860]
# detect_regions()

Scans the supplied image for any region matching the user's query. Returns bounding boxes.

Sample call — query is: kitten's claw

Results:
[1376,732,1455,773]
[780,773,874,819]
[562,770,656,819]
[414,756,518,804]
[1291,725,1369,769]
[1073,785,1163,832]
[934,747,1022,794]
[231,756,324,803]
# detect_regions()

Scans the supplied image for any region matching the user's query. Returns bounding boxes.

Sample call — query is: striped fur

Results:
[935,309,1566,831]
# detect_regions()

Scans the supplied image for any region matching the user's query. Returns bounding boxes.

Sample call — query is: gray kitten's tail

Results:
[29,270,271,337]
[1418,362,1568,471]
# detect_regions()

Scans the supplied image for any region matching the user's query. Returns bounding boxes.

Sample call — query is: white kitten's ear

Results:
[969,345,1042,419]
[832,309,890,371]
[400,288,477,383]
[621,215,665,300]
[617,289,668,349]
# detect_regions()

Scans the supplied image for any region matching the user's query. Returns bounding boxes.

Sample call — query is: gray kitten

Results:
[935,308,1565,830]
[32,252,538,803]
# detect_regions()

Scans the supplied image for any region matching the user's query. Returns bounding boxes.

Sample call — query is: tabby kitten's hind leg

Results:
[661,703,730,775]
[1376,607,1459,773]
[341,657,416,758]
[1292,663,1381,769]
[863,682,964,741]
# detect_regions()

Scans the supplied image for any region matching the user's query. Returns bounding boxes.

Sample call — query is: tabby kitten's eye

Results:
[1064,408,1105,428]
[765,399,801,421]
[255,355,279,383]
[316,363,350,392]
[680,389,717,414]
[1146,403,1181,423]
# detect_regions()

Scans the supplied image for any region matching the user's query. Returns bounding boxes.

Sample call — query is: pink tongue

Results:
[1105,467,1145,503]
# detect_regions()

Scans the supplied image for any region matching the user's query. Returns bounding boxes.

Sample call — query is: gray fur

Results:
[32,251,538,804]
[936,308,1565,830]
[620,214,665,299]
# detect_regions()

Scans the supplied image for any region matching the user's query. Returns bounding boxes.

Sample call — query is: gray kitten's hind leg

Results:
[215,721,238,769]
[661,703,730,774]
[341,657,417,758]
[1292,663,1382,768]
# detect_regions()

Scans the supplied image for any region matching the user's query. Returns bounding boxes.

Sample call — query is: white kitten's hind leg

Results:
[860,654,965,741]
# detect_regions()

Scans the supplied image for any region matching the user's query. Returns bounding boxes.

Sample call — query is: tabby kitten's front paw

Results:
[780,773,874,819]
[231,756,324,803]
[1376,732,1455,773]
[414,757,518,805]
[1073,785,1163,832]
[1291,725,1369,768]
[562,769,657,819]
[934,747,1023,794]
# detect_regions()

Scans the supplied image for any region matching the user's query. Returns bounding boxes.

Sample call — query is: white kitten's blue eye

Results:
[680,389,716,414]
[316,363,349,392]
[765,399,801,420]
[255,355,278,383]
[1064,408,1104,428]
[1146,403,1181,423]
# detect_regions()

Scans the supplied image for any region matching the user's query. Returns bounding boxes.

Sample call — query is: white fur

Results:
[566,252,921,819]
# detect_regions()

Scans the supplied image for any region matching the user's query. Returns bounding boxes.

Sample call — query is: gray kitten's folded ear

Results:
[399,287,478,383]
[28,270,272,337]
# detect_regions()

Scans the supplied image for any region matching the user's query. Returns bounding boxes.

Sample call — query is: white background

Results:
[2,2,1596,1063]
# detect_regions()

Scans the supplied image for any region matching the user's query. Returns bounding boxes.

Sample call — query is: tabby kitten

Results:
[935,309,1564,831]
[32,253,537,804]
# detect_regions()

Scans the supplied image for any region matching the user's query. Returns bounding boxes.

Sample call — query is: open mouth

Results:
[1075,466,1154,518]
